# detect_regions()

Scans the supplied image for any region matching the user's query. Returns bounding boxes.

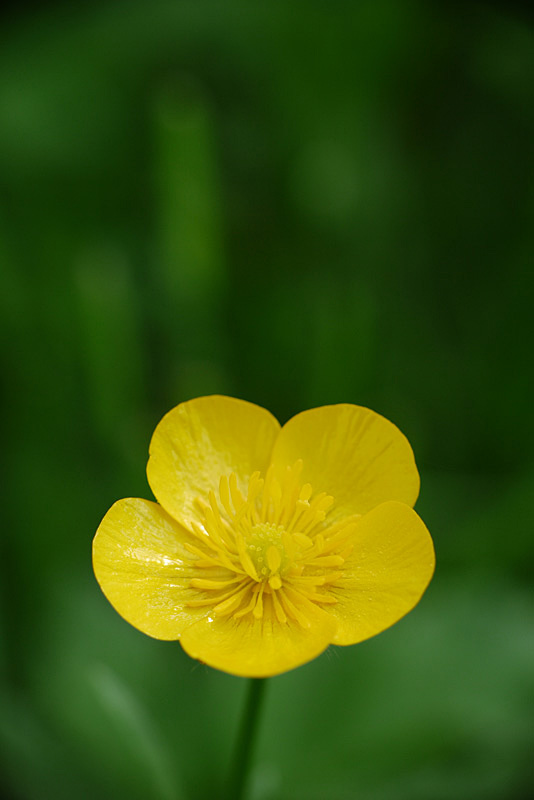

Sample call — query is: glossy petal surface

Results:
[271,404,420,521]
[93,397,434,677]
[147,395,280,528]
[180,602,338,677]
[328,501,435,645]
[93,498,208,640]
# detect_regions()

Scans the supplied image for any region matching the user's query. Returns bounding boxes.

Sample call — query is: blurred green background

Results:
[1,1,533,798]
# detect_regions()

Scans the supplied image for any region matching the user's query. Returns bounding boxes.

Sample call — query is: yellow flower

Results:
[93,396,435,677]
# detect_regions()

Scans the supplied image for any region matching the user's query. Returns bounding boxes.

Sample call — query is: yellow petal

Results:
[93,498,208,640]
[147,395,280,528]
[179,601,338,677]
[271,404,420,520]
[328,501,435,645]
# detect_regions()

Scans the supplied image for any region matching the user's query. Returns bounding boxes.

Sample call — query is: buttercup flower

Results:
[93,396,435,677]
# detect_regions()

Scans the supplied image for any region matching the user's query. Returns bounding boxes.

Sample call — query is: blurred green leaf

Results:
[1,1,533,798]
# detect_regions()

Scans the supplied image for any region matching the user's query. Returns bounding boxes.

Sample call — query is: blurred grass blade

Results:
[75,245,146,456]
[87,663,182,800]
[0,691,93,800]
[154,77,224,304]
[153,77,228,399]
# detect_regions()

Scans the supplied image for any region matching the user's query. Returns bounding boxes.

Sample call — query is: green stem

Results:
[227,678,268,800]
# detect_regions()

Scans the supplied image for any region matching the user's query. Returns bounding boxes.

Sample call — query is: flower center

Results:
[184,460,359,626]
[247,523,286,584]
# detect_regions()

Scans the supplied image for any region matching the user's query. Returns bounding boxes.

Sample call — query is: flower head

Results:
[93,396,434,677]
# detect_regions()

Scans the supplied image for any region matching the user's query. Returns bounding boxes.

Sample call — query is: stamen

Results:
[291,575,326,586]
[278,590,311,628]
[271,589,287,624]
[218,475,233,518]
[269,479,282,523]
[236,534,259,581]
[189,577,241,590]
[214,583,252,616]
[260,465,274,522]
[186,581,246,609]
[321,524,357,554]
[186,460,348,623]
[229,473,245,512]
[300,483,313,502]
[253,583,265,619]
[269,574,282,590]
[321,514,361,540]
[306,555,345,567]
[282,530,296,560]
[320,572,344,585]
[303,533,325,560]
[292,532,313,549]
[233,593,258,619]
[279,462,304,526]
[296,588,337,604]
[188,527,241,572]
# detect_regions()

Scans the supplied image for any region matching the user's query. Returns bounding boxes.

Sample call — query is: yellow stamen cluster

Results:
[185,460,358,627]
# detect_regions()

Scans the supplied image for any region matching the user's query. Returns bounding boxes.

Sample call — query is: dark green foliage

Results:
[1,2,533,798]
